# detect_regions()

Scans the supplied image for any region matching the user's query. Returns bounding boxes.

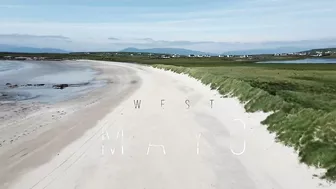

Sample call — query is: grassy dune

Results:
[153,62,336,182]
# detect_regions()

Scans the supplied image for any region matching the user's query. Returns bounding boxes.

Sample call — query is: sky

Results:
[0,0,335,53]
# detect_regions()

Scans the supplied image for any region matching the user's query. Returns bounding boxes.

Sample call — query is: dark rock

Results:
[52,84,69,89]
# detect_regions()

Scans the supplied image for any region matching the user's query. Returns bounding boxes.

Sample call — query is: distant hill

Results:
[300,47,336,53]
[120,47,215,55]
[222,47,308,55]
[0,44,68,53]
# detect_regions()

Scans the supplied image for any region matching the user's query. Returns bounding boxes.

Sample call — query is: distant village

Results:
[0,56,59,61]
[0,49,335,61]
[273,50,334,57]
[157,49,335,59]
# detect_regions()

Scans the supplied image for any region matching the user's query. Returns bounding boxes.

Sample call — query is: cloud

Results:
[139,38,155,42]
[0,5,23,8]
[154,40,211,46]
[108,37,119,40]
[0,33,73,51]
[104,37,336,54]
[0,34,335,53]
[112,38,215,46]
[0,34,71,41]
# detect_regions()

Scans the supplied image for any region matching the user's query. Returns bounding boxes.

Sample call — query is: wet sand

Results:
[0,60,109,150]
[0,61,141,188]
[0,60,105,103]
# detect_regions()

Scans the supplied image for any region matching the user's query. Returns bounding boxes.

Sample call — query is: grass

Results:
[152,62,336,182]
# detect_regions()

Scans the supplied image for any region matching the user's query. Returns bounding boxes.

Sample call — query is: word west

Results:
[133,99,215,109]
[101,123,246,157]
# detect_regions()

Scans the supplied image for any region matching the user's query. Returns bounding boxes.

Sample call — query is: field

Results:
[151,61,336,182]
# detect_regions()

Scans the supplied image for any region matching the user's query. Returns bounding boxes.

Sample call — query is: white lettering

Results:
[110,130,124,155]
[210,99,214,108]
[196,133,201,155]
[134,100,141,109]
[161,99,165,109]
[147,143,166,155]
[185,100,190,109]
[229,119,246,156]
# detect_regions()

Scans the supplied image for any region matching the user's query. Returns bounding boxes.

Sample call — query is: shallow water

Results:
[0,60,105,103]
[258,58,336,64]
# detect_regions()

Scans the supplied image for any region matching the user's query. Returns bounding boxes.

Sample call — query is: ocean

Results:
[0,60,105,103]
[257,58,336,64]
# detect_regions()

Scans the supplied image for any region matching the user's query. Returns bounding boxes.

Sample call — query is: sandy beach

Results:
[0,60,334,189]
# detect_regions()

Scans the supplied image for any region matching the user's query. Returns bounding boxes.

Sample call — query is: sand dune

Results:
[0,61,333,189]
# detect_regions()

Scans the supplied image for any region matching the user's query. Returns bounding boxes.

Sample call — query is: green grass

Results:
[152,62,336,182]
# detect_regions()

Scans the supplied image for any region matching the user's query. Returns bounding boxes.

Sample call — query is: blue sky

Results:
[0,0,335,52]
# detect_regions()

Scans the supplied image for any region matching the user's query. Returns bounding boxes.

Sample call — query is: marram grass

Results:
[153,64,336,182]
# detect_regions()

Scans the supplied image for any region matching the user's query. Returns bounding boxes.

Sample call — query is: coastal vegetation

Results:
[152,62,336,182]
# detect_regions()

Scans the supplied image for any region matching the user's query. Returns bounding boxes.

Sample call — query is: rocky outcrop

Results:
[52,84,69,89]
[4,83,69,89]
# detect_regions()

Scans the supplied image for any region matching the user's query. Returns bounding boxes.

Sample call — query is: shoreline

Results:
[0,60,105,103]
[0,60,110,150]
[0,61,142,188]
[0,60,334,189]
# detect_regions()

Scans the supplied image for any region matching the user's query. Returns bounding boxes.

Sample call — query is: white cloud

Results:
[0,21,281,42]
[0,34,71,41]
[0,0,335,52]
[107,37,119,40]
[0,32,335,53]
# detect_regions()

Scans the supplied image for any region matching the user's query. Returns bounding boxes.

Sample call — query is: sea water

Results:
[258,58,336,64]
[0,60,105,103]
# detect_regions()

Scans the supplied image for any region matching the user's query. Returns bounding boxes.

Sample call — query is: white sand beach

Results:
[0,61,334,189]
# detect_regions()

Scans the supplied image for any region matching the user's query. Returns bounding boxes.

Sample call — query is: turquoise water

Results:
[258,58,336,64]
[0,60,105,103]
